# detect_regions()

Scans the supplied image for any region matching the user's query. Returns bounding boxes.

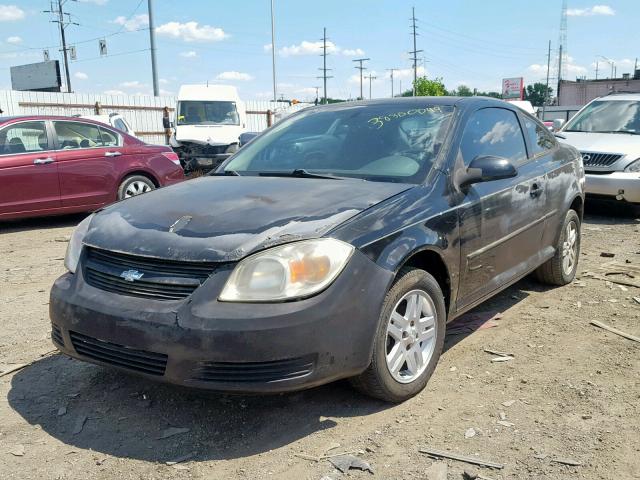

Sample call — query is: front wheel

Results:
[350,268,446,403]
[534,209,581,285]
[117,175,155,200]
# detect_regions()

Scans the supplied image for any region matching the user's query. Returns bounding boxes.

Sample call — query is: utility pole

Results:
[386,68,397,97]
[365,73,377,99]
[542,40,551,119]
[317,28,333,104]
[595,60,599,80]
[46,0,77,93]
[352,58,370,100]
[147,0,159,96]
[409,6,423,96]
[557,44,563,105]
[313,86,319,104]
[270,0,277,103]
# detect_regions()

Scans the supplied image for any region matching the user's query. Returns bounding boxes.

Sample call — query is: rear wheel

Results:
[117,175,155,200]
[350,268,446,403]
[534,209,581,285]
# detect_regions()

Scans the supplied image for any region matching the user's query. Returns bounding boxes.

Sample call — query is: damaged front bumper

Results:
[49,249,392,393]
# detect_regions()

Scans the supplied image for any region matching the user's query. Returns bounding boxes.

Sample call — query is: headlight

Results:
[624,158,640,173]
[64,214,94,273]
[219,238,354,302]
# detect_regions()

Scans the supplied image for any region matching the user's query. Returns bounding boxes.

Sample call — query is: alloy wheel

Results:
[124,181,152,198]
[562,220,578,276]
[385,289,437,384]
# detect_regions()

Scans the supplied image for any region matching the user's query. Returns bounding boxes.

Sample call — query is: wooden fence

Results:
[0,90,308,144]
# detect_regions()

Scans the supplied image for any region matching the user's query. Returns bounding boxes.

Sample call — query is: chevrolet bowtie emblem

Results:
[120,270,144,282]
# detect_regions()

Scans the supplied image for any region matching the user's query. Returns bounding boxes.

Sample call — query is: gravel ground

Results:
[0,203,639,480]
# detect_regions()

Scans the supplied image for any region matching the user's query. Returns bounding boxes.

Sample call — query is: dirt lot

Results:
[1,205,639,480]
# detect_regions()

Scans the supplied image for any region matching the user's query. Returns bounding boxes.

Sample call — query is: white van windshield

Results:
[177,101,240,126]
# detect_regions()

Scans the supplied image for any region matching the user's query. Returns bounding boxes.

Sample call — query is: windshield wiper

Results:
[258,169,343,180]
[210,169,241,176]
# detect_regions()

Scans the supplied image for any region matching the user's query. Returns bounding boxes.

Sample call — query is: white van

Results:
[170,84,247,171]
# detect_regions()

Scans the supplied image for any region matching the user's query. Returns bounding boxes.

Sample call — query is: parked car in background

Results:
[0,115,184,220]
[51,98,584,402]
[558,93,640,205]
[79,113,137,138]
[170,84,247,172]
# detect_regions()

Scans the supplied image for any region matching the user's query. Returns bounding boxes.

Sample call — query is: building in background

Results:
[558,70,640,106]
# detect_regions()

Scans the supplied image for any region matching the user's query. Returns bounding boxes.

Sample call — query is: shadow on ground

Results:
[0,213,88,234]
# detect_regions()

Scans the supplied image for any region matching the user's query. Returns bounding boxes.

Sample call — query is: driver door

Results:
[456,107,549,309]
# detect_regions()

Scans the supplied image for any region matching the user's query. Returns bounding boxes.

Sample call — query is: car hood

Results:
[561,131,640,162]
[175,124,244,146]
[83,176,412,262]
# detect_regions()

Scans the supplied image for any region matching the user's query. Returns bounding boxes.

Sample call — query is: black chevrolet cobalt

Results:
[51,97,584,402]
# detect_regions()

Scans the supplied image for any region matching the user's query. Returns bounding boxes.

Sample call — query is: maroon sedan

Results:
[0,115,184,220]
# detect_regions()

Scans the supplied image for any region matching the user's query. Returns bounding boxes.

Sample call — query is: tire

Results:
[117,175,155,201]
[534,209,581,286]
[350,267,446,403]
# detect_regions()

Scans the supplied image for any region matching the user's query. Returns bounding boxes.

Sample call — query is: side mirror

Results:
[239,132,259,147]
[459,155,517,188]
[552,119,565,131]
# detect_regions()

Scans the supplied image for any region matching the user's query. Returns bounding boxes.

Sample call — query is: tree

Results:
[454,84,473,96]
[413,76,447,96]
[524,83,553,107]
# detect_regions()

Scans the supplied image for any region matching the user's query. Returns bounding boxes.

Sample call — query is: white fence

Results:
[0,90,309,144]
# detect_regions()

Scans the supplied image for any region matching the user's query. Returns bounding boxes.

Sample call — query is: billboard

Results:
[10,61,62,92]
[502,77,524,100]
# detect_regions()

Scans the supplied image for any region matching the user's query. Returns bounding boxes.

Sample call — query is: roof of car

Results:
[0,114,116,126]
[598,93,640,101]
[305,96,511,112]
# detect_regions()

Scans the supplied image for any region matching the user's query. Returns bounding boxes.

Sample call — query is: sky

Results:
[0,0,638,101]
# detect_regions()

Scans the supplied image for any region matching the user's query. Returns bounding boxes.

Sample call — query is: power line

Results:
[44,0,78,92]
[352,57,369,100]
[317,27,333,104]
[409,6,423,96]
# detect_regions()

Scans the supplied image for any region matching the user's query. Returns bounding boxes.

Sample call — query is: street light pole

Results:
[147,0,159,96]
[270,0,277,104]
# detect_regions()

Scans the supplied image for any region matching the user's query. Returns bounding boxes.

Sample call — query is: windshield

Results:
[221,104,454,183]
[177,101,240,126]
[564,99,640,134]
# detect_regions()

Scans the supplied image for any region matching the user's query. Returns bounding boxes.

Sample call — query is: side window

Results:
[54,121,103,150]
[113,118,127,133]
[522,115,555,156]
[98,127,120,147]
[0,121,48,155]
[459,108,527,167]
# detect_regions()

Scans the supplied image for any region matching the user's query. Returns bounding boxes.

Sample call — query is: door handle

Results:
[530,183,544,198]
[33,157,54,165]
[105,151,122,157]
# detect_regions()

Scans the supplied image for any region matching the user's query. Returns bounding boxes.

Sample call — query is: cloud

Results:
[119,80,147,89]
[567,5,615,16]
[104,89,126,96]
[179,50,197,58]
[528,56,587,78]
[391,66,428,80]
[74,72,88,80]
[159,78,170,85]
[6,35,21,44]
[215,71,253,81]
[279,40,337,57]
[341,48,365,57]
[0,5,25,21]
[156,21,227,42]
[263,43,272,52]
[113,14,148,32]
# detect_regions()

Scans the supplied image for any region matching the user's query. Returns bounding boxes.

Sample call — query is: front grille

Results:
[580,151,623,168]
[83,247,217,300]
[191,356,316,383]
[51,324,64,348]
[69,331,167,376]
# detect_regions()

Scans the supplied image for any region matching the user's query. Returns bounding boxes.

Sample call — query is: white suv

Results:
[559,93,640,205]
[79,113,136,138]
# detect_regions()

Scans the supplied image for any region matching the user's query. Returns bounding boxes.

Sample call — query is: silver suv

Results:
[559,93,640,205]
